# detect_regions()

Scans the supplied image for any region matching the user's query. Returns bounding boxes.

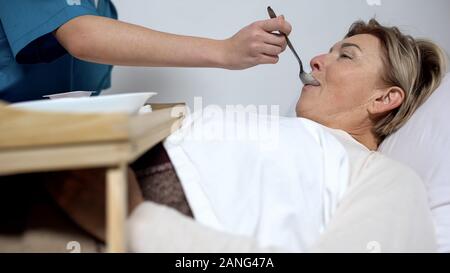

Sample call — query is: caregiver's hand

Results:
[223,16,292,70]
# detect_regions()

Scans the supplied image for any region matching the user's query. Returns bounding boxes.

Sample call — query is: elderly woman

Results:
[45,19,447,253]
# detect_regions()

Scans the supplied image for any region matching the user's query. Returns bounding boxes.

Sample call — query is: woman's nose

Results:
[310,54,326,72]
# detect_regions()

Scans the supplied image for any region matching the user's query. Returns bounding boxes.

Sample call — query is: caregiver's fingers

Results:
[259,44,284,57]
[263,33,288,51]
[258,54,280,65]
[223,16,291,69]
[259,15,292,36]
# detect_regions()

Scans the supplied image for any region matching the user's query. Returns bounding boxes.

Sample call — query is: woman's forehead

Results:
[331,34,382,54]
[342,34,381,53]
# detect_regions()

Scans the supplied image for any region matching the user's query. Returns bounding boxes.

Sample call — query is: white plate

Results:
[9,92,157,114]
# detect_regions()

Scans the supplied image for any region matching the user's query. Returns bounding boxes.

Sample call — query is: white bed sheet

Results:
[163,110,349,252]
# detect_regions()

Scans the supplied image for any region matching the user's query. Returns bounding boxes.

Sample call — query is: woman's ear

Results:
[369,86,405,115]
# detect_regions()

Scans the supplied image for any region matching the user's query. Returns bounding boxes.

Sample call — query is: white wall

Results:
[105,0,450,116]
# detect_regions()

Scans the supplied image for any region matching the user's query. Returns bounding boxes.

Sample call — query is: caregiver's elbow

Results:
[54,15,99,61]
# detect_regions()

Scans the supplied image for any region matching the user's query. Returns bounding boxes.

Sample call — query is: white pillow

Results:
[379,73,450,253]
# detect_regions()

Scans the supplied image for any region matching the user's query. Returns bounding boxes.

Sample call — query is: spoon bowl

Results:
[300,72,320,86]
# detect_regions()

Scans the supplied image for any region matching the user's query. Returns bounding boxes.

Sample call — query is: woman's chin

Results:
[296,99,322,120]
[296,103,311,118]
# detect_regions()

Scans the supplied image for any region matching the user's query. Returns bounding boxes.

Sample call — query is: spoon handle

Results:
[267,6,304,72]
[285,36,304,72]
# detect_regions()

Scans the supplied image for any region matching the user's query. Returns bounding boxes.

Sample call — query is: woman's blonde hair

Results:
[345,19,448,142]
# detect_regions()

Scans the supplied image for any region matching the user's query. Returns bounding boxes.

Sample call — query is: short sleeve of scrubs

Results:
[0,0,99,64]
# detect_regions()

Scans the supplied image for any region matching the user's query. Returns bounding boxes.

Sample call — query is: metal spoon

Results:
[267,6,320,86]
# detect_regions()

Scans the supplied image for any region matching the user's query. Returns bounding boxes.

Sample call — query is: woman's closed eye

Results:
[339,52,353,60]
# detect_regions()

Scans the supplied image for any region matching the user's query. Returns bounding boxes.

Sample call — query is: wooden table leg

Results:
[106,163,128,253]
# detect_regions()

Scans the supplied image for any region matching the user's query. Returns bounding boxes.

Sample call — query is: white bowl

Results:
[9,92,157,114]
[43,91,93,99]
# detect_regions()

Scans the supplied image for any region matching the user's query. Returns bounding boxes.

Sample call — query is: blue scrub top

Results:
[0,0,117,102]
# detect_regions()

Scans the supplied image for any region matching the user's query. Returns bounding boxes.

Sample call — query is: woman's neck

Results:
[350,132,379,151]
[347,123,379,151]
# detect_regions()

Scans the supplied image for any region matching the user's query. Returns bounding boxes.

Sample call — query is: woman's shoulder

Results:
[367,152,421,180]
[352,151,427,199]
[320,125,424,189]
[314,150,437,253]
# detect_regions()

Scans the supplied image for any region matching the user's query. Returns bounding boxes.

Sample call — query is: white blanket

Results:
[163,110,349,252]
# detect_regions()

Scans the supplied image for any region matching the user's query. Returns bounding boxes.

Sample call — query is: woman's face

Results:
[296,34,386,131]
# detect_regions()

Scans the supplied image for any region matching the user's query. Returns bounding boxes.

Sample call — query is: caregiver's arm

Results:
[54,15,291,70]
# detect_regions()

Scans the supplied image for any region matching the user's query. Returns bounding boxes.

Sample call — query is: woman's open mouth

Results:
[304,79,321,88]
[305,82,320,87]
[302,72,321,87]
[301,73,320,86]
[302,77,321,91]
